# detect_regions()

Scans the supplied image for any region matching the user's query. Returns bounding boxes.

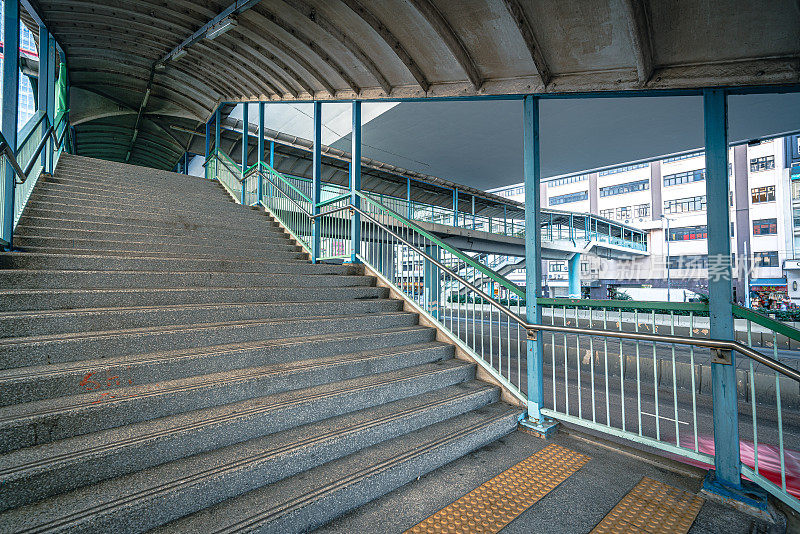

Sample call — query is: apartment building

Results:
[491,133,800,305]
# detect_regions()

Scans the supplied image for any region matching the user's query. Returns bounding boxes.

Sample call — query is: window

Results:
[633,204,650,217]
[751,186,775,203]
[753,218,778,235]
[599,209,615,219]
[663,152,704,164]
[547,174,589,187]
[599,179,650,197]
[495,185,524,198]
[549,190,588,206]
[580,262,589,273]
[667,255,708,269]
[753,251,779,267]
[750,156,775,172]
[664,195,706,214]
[663,169,705,187]
[668,226,707,241]
[549,262,567,272]
[598,163,649,176]
[615,206,631,219]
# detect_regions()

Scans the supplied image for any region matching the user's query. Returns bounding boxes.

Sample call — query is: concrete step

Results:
[24,193,264,220]
[1,284,387,312]
[0,357,474,459]
[0,298,402,338]
[0,311,419,369]
[0,342,461,458]
[12,237,303,257]
[34,177,230,200]
[11,245,309,262]
[0,326,438,406]
[0,269,371,290]
[152,402,519,534]
[13,227,294,248]
[16,210,284,235]
[0,252,326,273]
[13,218,287,242]
[0,381,496,529]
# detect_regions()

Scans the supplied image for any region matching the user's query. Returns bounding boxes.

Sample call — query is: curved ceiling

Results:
[32,0,800,170]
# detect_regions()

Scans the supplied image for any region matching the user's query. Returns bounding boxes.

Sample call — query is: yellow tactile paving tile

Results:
[591,476,704,534]
[404,443,590,534]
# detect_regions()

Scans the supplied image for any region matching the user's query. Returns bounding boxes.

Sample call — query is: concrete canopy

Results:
[35,0,799,170]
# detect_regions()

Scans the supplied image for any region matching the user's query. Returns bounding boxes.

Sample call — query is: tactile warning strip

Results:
[404,443,590,534]
[591,476,704,534]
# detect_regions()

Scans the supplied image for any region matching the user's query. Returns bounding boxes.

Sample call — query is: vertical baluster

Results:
[576,306,582,419]
[775,334,786,492]
[652,310,660,441]
[670,311,679,446]
[590,307,596,423]
[517,300,522,392]
[552,306,557,410]
[603,308,610,425]
[690,312,699,452]
[619,308,625,432]
[564,305,569,415]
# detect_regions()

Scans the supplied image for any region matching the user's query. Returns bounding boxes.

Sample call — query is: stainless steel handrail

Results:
[257,169,312,216]
[352,205,800,383]
[0,114,67,185]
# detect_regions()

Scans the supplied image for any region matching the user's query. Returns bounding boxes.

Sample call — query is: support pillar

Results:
[257,102,264,204]
[311,102,322,263]
[424,245,441,319]
[268,140,275,199]
[38,26,49,168]
[214,107,221,180]
[702,88,747,496]
[45,34,55,174]
[452,189,459,226]
[1,0,20,247]
[241,103,248,204]
[204,114,211,179]
[350,101,362,263]
[568,253,581,298]
[406,177,412,218]
[521,95,556,435]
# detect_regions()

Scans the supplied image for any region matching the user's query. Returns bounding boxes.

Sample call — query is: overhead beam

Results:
[338,0,430,92]
[406,0,482,91]
[622,0,655,86]
[283,0,392,95]
[501,0,552,87]
[158,0,262,67]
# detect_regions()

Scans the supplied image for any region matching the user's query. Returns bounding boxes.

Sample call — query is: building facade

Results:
[491,133,800,306]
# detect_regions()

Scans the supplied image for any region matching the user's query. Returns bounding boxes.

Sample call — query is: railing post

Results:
[1,0,19,247]
[521,95,556,435]
[568,253,581,298]
[350,100,362,263]
[257,102,264,204]
[406,177,411,218]
[241,103,248,204]
[45,33,55,174]
[424,245,441,319]
[452,188,458,226]
[214,107,221,180]
[311,101,322,263]
[204,113,211,179]
[38,25,50,169]
[269,140,275,199]
[703,88,746,495]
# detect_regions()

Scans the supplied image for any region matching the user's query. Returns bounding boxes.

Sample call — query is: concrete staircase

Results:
[0,154,521,533]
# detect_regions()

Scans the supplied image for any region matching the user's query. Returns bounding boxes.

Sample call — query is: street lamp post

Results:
[661,214,672,302]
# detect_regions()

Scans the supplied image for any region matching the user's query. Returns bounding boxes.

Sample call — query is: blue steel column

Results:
[406,177,412,218]
[424,245,441,318]
[204,115,211,179]
[452,189,459,226]
[311,102,322,263]
[568,253,581,298]
[704,88,741,489]
[38,26,49,168]
[240,104,248,204]
[1,0,19,247]
[214,107,221,180]
[45,35,55,173]
[257,102,264,204]
[350,101,362,263]
[521,95,555,433]
[269,140,275,199]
